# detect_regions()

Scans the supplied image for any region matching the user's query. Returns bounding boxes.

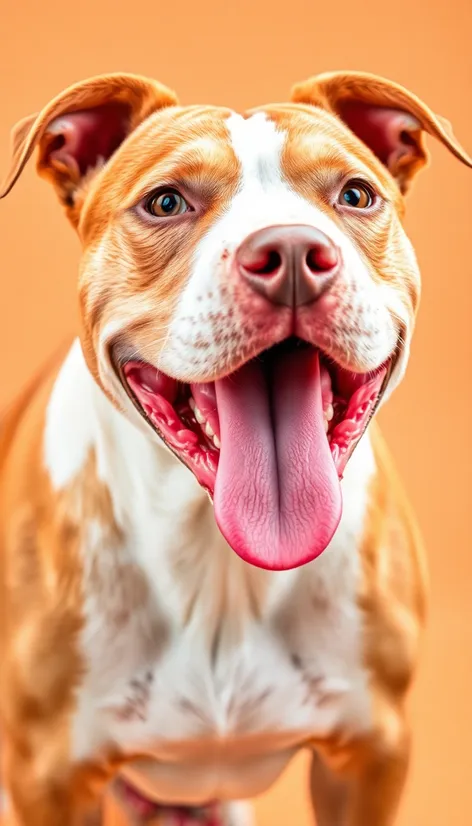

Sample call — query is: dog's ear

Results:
[0,73,178,225]
[291,71,472,194]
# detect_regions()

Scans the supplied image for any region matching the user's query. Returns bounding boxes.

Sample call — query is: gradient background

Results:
[0,0,471,823]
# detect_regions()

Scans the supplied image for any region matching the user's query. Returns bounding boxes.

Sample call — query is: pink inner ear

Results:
[45,103,130,178]
[339,101,421,169]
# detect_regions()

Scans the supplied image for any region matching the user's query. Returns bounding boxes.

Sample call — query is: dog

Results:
[0,70,470,826]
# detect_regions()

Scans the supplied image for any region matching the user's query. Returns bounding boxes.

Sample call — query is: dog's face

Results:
[2,72,470,570]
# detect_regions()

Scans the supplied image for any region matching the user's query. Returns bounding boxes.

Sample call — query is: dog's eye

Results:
[146,190,189,217]
[338,182,374,209]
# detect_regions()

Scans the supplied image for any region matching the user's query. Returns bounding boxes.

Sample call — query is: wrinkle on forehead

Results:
[123,136,240,208]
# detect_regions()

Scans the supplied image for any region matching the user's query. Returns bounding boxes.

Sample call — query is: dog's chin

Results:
[116,337,393,571]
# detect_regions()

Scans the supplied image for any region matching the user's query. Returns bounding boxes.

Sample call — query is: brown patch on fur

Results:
[360,423,428,698]
[0,356,126,823]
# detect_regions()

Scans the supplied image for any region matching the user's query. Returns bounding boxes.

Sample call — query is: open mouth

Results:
[122,338,391,570]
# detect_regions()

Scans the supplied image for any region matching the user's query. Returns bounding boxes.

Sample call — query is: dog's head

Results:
[2,71,470,570]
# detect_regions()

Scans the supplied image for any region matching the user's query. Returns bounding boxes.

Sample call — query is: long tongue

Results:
[214,349,342,570]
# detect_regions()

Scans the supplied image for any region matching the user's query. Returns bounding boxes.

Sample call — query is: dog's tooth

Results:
[324,419,329,434]
[213,435,221,449]
[190,396,211,429]
[325,403,334,422]
[194,406,206,425]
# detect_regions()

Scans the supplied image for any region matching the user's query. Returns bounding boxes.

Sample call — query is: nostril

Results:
[242,248,282,276]
[306,244,339,273]
[255,249,282,275]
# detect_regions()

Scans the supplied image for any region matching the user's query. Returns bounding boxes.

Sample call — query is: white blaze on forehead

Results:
[222,111,346,240]
[226,112,286,186]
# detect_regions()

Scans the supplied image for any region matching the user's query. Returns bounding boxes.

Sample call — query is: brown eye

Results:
[146,190,188,217]
[338,182,374,209]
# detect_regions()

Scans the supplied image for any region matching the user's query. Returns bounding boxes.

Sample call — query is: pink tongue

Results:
[214,349,342,570]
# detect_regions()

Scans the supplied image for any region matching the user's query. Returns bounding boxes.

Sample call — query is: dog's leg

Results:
[309,751,349,826]
[1,735,110,826]
[310,717,410,826]
[346,731,410,826]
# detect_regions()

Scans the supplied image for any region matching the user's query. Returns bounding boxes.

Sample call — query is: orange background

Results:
[0,0,471,824]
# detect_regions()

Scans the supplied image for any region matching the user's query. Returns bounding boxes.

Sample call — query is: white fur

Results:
[44,339,96,488]
[44,342,375,805]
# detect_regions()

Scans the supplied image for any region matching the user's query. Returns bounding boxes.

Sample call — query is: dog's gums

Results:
[123,339,390,571]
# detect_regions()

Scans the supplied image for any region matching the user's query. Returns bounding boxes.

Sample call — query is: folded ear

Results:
[291,71,472,193]
[0,73,178,224]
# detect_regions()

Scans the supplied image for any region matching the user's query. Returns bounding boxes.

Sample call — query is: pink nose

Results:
[235,224,339,306]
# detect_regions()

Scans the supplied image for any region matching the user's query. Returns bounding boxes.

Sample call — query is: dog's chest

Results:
[47,346,375,767]
[72,514,372,765]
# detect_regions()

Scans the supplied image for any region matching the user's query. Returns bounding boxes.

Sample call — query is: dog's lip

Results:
[115,355,154,424]
[366,349,395,419]
[111,335,398,472]
[111,331,398,388]
[111,337,397,412]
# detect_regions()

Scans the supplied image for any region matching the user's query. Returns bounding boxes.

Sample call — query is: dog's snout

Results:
[235,225,339,307]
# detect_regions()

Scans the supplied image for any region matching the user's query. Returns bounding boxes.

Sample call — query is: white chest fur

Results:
[45,342,376,802]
